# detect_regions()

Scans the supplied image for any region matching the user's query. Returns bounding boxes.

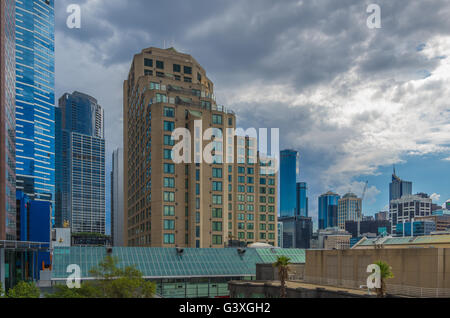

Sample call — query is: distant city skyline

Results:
[53,0,450,233]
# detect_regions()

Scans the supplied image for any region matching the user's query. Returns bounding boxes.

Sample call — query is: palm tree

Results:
[374,261,394,298]
[273,256,291,298]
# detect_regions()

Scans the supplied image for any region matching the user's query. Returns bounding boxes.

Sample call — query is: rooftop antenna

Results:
[393,164,396,176]
[163,40,166,49]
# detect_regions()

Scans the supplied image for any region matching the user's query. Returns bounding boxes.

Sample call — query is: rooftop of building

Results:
[390,194,433,203]
[353,234,450,248]
[51,247,306,281]
[320,191,340,197]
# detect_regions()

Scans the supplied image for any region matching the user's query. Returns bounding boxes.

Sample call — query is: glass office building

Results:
[389,169,412,202]
[0,0,17,241]
[15,0,55,207]
[318,191,340,229]
[296,182,308,217]
[56,92,105,234]
[280,150,299,218]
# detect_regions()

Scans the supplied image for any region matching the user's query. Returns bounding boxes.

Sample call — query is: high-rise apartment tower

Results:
[123,47,278,248]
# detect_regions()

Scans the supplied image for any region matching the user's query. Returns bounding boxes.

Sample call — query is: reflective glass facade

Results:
[280,150,298,218]
[296,182,308,217]
[56,92,105,234]
[15,0,55,209]
[389,171,412,202]
[318,191,340,229]
[1,0,17,240]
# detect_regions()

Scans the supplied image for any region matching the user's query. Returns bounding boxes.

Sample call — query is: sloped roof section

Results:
[51,247,305,280]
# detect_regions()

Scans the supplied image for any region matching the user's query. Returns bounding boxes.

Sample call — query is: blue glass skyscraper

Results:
[15,0,55,207]
[296,182,308,217]
[0,0,17,241]
[389,168,412,202]
[280,150,299,217]
[56,92,105,234]
[318,191,340,229]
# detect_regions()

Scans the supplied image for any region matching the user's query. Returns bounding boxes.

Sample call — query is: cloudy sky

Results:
[54,0,450,231]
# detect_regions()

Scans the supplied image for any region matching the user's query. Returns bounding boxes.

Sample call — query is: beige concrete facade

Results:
[123,47,278,248]
[304,248,450,297]
[337,193,362,230]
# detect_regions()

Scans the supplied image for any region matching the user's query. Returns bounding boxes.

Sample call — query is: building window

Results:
[144,58,153,67]
[212,208,223,218]
[184,77,192,83]
[164,163,175,174]
[212,168,223,178]
[212,222,222,232]
[144,69,153,76]
[212,114,223,125]
[164,220,175,230]
[163,149,172,160]
[164,206,175,216]
[156,60,164,69]
[212,195,223,205]
[164,121,175,132]
[164,107,175,118]
[164,135,175,146]
[175,75,181,81]
[197,72,202,82]
[156,72,165,78]
[164,234,175,244]
[173,64,181,72]
[184,66,192,74]
[212,235,222,245]
[164,192,175,202]
[164,177,175,188]
[212,181,223,191]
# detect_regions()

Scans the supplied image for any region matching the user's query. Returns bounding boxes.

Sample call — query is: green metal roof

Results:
[255,248,305,264]
[51,247,305,280]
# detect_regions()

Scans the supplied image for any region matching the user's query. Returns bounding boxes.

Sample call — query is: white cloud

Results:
[430,193,441,202]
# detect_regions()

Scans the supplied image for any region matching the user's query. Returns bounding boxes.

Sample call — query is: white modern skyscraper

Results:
[56,91,106,234]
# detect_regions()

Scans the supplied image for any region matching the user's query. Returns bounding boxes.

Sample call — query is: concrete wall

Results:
[256,263,304,281]
[304,248,450,297]
[229,281,374,298]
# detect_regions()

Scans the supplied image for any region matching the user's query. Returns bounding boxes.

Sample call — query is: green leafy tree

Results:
[273,256,291,298]
[374,261,394,298]
[0,281,5,298]
[7,281,40,298]
[47,255,156,298]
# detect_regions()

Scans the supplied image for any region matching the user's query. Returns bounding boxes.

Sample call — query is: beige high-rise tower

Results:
[124,47,277,248]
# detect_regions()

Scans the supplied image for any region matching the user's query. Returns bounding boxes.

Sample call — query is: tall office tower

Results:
[318,191,340,229]
[389,168,412,202]
[56,92,105,234]
[111,148,124,246]
[375,211,388,221]
[337,193,362,230]
[15,0,55,206]
[279,216,312,248]
[280,149,298,217]
[296,182,308,217]
[0,0,16,241]
[123,47,278,248]
[389,194,432,232]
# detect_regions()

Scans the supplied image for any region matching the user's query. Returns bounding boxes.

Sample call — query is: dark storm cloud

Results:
[55,0,450,220]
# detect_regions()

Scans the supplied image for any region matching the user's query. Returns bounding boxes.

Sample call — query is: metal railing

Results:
[304,276,450,298]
